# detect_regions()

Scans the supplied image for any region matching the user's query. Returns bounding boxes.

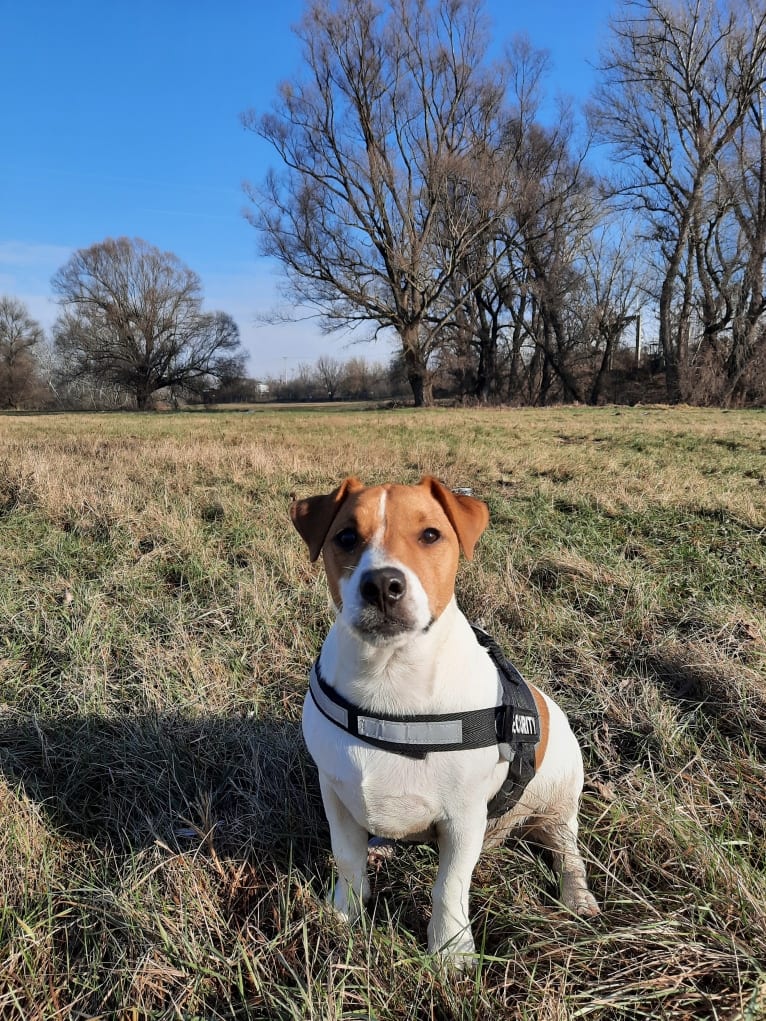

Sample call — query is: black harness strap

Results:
[310,660,499,759]
[308,626,541,817]
[471,626,541,818]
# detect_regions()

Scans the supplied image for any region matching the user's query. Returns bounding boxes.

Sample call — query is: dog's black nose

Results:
[359,568,407,611]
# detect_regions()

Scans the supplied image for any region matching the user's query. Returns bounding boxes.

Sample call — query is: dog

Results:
[290,476,599,964]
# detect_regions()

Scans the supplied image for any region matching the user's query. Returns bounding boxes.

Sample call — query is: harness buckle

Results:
[495,704,515,745]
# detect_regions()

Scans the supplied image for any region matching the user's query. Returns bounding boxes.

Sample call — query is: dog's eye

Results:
[420,527,441,545]
[334,527,359,553]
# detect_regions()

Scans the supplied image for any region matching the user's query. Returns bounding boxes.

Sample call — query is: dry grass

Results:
[0,404,764,1019]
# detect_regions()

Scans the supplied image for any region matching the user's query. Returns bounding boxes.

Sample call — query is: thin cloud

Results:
[0,241,73,269]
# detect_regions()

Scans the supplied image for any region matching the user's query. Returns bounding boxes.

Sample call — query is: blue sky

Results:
[1,0,616,379]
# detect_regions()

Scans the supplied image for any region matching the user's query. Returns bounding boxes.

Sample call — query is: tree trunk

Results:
[589,336,613,405]
[135,380,152,410]
[507,295,527,402]
[406,367,433,407]
[402,328,432,407]
[475,328,497,404]
[659,207,700,404]
[540,307,584,403]
[658,269,681,404]
[539,352,553,406]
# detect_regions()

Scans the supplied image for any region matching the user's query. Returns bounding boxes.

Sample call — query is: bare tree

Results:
[342,355,388,398]
[694,83,766,403]
[244,0,513,406]
[500,106,602,405]
[591,0,766,402]
[51,238,244,410]
[315,355,345,400]
[436,38,550,404]
[0,296,44,408]
[573,219,647,404]
[439,71,643,407]
[723,87,766,402]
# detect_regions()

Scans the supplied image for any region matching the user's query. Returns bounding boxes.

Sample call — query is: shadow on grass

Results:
[0,710,327,868]
[642,649,766,754]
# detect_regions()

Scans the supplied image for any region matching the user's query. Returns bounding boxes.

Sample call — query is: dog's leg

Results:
[427,812,486,965]
[318,776,371,924]
[531,812,600,917]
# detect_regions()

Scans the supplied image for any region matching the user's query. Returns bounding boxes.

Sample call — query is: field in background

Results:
[0,405,764,1020]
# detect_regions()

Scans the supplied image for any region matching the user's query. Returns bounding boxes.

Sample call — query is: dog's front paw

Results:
[573,891,600,918]
[428,920,476,969]
[329,877,370,926]
[328,894,361,927]
[439,947,477,972]
[561,878,600,918]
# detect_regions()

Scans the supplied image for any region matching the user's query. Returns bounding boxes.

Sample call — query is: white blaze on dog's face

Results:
[291,477,489,643]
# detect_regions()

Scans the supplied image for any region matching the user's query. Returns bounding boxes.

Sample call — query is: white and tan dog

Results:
[291,476,598,963]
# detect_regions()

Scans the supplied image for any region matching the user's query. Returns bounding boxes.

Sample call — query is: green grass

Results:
[0,405,764,1018]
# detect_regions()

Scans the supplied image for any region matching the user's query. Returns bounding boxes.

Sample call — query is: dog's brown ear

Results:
[421,476,489,560]
[290,477,365,562]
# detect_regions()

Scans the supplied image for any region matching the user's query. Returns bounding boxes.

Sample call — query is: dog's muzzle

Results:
[354,567,414,636]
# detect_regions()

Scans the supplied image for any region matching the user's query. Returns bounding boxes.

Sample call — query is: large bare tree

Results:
[591,0,766,402]
[440,37,552,404]
[0,296,44,408]
[244,0,513,406]
[693,82,766,403]
[52,238,244,410]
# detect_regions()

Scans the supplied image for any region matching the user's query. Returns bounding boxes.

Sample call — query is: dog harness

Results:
[308,626,540,818]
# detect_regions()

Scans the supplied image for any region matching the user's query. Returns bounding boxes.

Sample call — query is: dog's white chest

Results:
[302,693,449,838]
[302,691,505,840]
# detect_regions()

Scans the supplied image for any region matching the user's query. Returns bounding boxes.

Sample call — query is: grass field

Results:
[0,405,764,1020]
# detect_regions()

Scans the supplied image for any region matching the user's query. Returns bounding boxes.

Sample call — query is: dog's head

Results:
[290,477,489,643]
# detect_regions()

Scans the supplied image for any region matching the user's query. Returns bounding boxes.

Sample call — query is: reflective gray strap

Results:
[357,715,463,745]
[309,666,349,729]
[309,666,464,746]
